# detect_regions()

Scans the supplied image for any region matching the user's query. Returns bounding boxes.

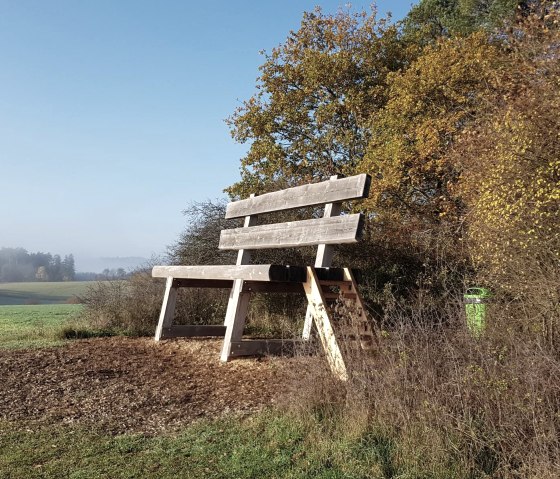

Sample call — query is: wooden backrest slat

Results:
[218,214,363,250]
[225,174,371,219]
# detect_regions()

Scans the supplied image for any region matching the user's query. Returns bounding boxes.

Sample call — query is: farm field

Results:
[0,281,91,305]
[0,304,82,349]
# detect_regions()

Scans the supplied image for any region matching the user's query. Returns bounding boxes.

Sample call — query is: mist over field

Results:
[76,256,149,274]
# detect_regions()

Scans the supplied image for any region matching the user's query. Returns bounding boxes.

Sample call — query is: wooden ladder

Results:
[303,267,377,381]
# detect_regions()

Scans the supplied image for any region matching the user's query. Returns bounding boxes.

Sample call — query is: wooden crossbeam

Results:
[161,325,227,338]
[229,339,298,357]
[172,279,233,289]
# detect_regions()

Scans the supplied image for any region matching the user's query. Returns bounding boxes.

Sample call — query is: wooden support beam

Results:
[154,277,178,341]
[229,339,298,357]
[219,214,364,251]
[161,325,226,338]
[221,203,257,362]
[173,279,233,289]
[225,174,371,219]
[303,175,342,341]
[303,267,348,381]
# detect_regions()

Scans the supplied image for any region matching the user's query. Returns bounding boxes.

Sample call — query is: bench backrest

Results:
[218,174,371,253]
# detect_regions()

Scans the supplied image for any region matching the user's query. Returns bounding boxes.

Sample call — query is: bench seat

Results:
[152,265,352,283]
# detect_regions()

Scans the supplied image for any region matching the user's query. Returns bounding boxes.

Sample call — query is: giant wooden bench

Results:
[152,174,375,380]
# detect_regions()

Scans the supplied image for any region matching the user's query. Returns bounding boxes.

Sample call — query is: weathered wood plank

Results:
[153,265,351,283]
[229,339,298,357]
[304,177,341,340]
[221,278,251,361]
[154,277,178,341]
[219,214,364,250]
[162,325,227,338]
[225,174,371,219]
[153,264,307,282]
[303,267,348,381]
[221,206,257,362]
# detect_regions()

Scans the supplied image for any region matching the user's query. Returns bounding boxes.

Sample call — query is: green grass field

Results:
[0,413,402,479]
[0,281,91,305]
[0,304,83,349]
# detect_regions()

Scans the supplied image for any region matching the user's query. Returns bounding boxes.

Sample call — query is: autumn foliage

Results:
[227,2,558,335]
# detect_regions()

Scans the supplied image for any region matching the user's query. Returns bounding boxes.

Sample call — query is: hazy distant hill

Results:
[76,256,149,273]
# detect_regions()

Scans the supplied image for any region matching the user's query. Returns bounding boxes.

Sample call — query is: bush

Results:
[455,10,560,348]
[78,266,230,336]
[65,295,82,304]
[286,294,560,478]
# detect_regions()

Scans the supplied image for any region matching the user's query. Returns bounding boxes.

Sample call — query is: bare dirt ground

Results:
[0,337,316,434]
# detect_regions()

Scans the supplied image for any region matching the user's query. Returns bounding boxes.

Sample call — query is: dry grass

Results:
[285,289,560,478]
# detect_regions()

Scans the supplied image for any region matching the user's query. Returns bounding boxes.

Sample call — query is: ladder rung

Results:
[323,292,342,300]
[318,280,352,287]
[323,293,358,301]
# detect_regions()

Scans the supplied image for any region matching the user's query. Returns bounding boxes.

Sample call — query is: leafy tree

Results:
[362,31,499,227]
[62,254,76,281]
[1,264,24,282]
[48,254,63,282]
[222,1,556,308]
[0,247,77,282]
[30,252,52,270]
[226,6,406,198]
[168,200,238,266]
[0,248,34,281]
[401,0,526,43]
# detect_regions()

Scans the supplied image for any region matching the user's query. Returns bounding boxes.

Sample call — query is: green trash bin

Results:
[464,287,491,336]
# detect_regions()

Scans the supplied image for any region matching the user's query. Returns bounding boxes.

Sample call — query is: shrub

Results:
[456,9,560,347]
[78,266,230,336]
[286,293,560,478]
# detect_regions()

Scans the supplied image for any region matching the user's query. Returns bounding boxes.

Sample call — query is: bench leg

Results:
[155,276,178,341]
[220,279,251,361]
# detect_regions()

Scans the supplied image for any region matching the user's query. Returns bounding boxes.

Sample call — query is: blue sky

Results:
[0,1,415,270]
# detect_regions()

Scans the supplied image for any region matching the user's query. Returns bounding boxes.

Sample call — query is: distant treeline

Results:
[0,247,75,282]
[76,269,129,281]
